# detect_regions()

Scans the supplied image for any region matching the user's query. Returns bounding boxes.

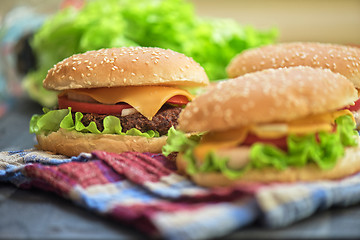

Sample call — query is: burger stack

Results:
[30,47,209,156]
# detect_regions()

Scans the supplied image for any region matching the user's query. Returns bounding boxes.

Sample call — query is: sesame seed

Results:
[131,73,136,76]
[72,67,76,71]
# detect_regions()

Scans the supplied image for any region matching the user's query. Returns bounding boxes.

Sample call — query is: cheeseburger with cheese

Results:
[163,66,360,187]
[227,42,360,126]
[30,47,209,156]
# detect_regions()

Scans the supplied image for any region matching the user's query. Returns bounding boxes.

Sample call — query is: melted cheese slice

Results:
[250,109,353,138]
[65,86,194,120]
[194,109,353,160]
[194,127,248,163]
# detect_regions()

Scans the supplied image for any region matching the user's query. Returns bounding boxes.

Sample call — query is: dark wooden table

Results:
[1,97,360,239]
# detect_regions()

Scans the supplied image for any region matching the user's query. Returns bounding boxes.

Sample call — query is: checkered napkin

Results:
[2,149,360,240]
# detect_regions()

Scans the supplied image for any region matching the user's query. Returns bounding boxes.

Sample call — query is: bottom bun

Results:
[36,128,168,157]
[176,137,360,187]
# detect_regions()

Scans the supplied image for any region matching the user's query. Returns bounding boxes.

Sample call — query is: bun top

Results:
[226,42,360,88]
[44,47,209,90]
[178,66,357,133]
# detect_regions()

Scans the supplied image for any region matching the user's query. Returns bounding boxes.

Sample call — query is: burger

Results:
[226,42,360,126]
[30,47,209,156]
[162,66,360,187]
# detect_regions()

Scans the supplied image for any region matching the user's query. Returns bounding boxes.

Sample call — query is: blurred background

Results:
[193,0,360,44]
[0,0,359,117]
[2,0,359,44]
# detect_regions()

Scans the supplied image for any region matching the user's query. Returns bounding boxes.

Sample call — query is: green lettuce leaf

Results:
[162,115,359,179]
[336,114,358,146]
[24,0,278,107]
[30,108,160,138]
[162,127,203,174]
[29,108,69,134]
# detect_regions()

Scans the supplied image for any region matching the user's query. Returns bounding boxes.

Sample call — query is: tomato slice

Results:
[243,125,337,150]
[166,95,189,105]
[58,96,132,114]
[343,97,360,112]
[58,94,190,114]
[242,134,288,150]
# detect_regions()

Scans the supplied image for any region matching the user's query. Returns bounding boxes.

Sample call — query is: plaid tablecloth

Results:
[1,149,360,239]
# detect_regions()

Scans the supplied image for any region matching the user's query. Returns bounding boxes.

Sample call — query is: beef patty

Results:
[79,106,182,135]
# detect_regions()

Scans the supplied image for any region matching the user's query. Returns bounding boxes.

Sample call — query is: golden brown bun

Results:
[44,47,209,90]
[227,42,360,88]
[35,129,168,157]
[176,137,360,187]
[178,66,357,133]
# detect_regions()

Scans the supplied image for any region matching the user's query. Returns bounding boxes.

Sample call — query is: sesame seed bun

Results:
[176,137,360,187]
[178,66,357,133]
[226,42,360,88]
[35,128,168,157]
[44,47,209,90]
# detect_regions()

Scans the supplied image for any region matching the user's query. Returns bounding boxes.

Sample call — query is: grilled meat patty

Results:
[79,106,182,135]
